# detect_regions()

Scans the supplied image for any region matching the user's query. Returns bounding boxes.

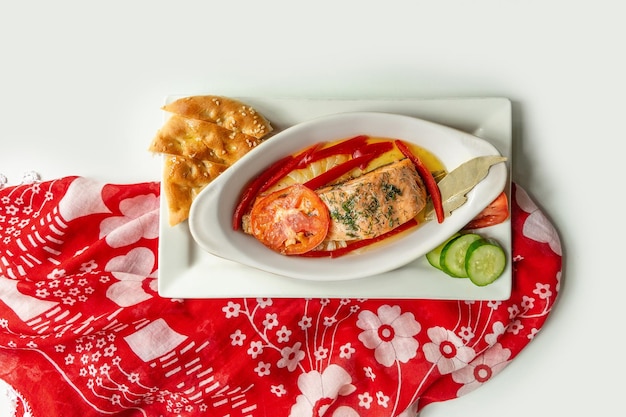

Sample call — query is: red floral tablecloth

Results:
[0,176,561,416]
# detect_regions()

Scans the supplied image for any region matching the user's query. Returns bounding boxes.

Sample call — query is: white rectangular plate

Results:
[157,97,512,300]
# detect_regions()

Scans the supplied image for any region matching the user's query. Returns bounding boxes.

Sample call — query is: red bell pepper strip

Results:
[304,154,371,190]
[261,143,322,192]
[232,143,323,230]
[303,141,394,190]
[394,140,445,224]
[300,218,419,258]
[352,141,394,169]
[307,135,369,164]
[352,141,392,158]
[232,154,293,230]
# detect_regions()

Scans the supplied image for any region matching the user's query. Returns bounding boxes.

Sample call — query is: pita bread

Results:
[162,155,228,226]
[150,96,273,226]
[163,95,273,139]
[149,114,262,166]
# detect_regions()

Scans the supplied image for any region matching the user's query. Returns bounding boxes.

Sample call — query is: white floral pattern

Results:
[0,179,562,416]
[100,194,159,248]
[423,326,476,375]
[451,343,512,396]
[515,186,562,255]
[290,365,356,416]
[356,305,421,367]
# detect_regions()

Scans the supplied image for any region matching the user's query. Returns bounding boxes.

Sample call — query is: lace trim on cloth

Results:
[0,379,33,417]
[0,171,41,189]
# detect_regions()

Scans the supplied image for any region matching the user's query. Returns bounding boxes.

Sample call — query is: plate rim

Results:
[157,96,512,300]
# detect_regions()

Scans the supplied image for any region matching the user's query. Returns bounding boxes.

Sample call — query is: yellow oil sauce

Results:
[365,137,446,176]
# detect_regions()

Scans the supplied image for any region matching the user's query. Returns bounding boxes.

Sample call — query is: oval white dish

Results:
[188,111,507,281]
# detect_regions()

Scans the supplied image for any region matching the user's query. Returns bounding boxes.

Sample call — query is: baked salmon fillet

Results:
[316,158,426,241]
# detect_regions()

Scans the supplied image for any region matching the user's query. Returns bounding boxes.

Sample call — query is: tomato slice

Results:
[463,191,510,230]
[249,184,330,255]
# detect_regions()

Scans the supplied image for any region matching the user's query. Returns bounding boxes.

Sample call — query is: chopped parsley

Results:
[382,182,402,201]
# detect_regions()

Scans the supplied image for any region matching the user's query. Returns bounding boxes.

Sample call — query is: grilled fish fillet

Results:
[316,158,426,241]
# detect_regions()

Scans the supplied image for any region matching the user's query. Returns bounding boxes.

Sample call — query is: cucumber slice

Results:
[465,238,506,286]
[440,233,482,278]
[426,233,460,270]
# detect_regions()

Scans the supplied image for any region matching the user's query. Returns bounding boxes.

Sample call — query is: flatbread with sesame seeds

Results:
[161,155,228,226]
[149,96,273,226]
[149,114,263,166]
[163,95,273,139]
